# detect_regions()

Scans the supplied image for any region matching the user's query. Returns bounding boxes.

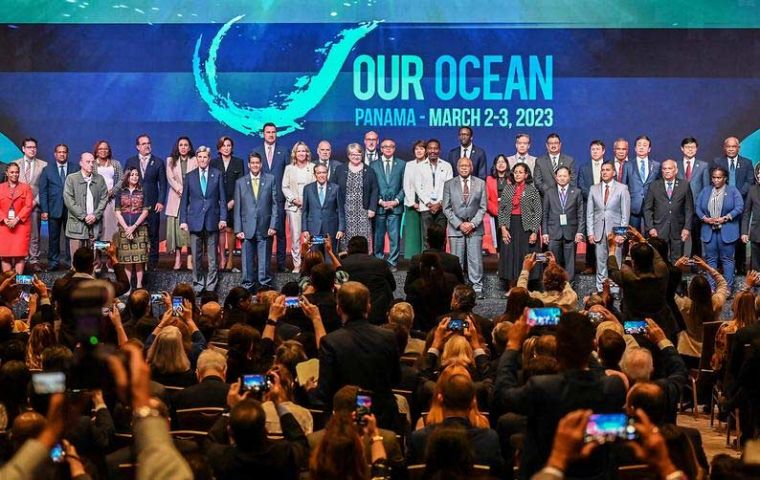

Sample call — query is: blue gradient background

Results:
[0,7,758,167]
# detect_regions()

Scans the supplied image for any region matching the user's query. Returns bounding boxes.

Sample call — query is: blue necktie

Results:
[729,159,737,188]
[200,171,207,196]
[639,160,646,181]
[666,182,673,198]
[59,165,65,183]
[560,187,567,209]
[319,185,325,206]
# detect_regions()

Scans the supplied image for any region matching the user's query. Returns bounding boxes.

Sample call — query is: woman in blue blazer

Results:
[696,165,744,291]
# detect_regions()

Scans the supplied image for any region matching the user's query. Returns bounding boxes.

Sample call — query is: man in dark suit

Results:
[39,144,79,270]
[405,223,465,286]
[446,126,487,179]
[340,237,396,325]
[301,163,345,245]
[534,133,576,195]
[495,312,627,479]
[312,140,339,182]
[370,139,405,270]
[643,160,694,260]
[317,282,401,431]
[741,175,760,270]
[715,135,755,274]
[576,140,607,274]
[234,153,278,292]
[253,123,289,272]
[407,370,504,475]
[541,166,585,280]
[205,378,309,479]
[173,350,228,411]
[625,135,661,232]
[179,146,227,293]
[124,134,167,268]
[678,137,710,257]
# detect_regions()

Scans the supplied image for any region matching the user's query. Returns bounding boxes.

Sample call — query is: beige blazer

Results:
[165,156,198,217]
[15,157,47,205]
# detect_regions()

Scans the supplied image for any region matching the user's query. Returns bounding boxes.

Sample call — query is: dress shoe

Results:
[582,266,594,275]
[30,263,43,273]
[477,293,485,299]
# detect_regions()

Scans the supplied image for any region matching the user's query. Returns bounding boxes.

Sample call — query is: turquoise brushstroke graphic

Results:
[193,15,380,137]
[742,129,760,166]
[0,132,21,164]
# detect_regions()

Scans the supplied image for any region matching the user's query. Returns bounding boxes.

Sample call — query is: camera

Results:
[172,296,184,315]
[527,307,561,327]
[447,318,468,333]
[355,391,372,426]
[311,235,325,245]
[15,274,33,285]
[612,226,628,237]
[240,374,273,395]
[32,372,66,394]
[284,296,300,308]
[150,293,164,303]
[623,320,648,335]
[535,253,547,262]
[93,240,111,251]
[584,413,638,444]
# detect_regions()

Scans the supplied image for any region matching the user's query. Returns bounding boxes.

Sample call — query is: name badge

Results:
[559,214,568,226]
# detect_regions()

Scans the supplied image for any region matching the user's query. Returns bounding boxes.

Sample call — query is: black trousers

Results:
[147,210,160,265]
[47,214,70,267]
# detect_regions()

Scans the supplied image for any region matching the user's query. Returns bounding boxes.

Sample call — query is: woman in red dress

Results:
[0,162,34,273]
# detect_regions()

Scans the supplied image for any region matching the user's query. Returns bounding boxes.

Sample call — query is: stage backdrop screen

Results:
[0,0,758,166]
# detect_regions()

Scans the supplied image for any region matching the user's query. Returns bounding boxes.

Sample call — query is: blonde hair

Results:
[147,326,191,374]
[388,302,414,330]
[441,335,474,369]
[425,365,488,428]
[290,141,312,164]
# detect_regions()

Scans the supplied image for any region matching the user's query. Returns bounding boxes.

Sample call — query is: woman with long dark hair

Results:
[404,252,459,331]
[498,162,542,289]
[114,167,150,289]
[674,255,729,366]
[165,136,197,270]
[486,154,510,275]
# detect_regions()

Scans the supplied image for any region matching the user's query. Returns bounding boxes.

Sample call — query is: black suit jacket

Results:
[172,375,228,411]
[727,323,760,393]
[205,410,308,480]
[495,349,627,479]
[643,178,693,239]
[317,318,401,429]
[446,144,487,179]
[340,254,396,325]
[211,156,245,203]
[407,417,504,475]
[405,248,465,286]
[541,185,585,241]
[333,163,379,211]
[534,153,576,194]
[742,184,760,242]
[124,154,167,206]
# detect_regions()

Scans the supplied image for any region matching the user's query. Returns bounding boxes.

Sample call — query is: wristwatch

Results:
[371,435,384,443]
[132,405,161,421]
[266,319,278,327]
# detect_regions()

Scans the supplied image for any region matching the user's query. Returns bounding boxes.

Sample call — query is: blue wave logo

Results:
[0,132,21,164]
[193,15,380,137]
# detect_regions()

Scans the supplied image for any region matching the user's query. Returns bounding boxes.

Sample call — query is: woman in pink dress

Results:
[0,162,34,273]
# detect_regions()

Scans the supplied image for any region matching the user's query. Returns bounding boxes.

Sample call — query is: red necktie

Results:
[617,162,624,182]
[685,160,692,181]
[604,184,609,205]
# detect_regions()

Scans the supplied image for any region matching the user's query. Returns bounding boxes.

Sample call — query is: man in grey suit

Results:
[643,160,693,260]
[16,137,47,271]
[534,133,576,195]
[678,137,709,257]
[442,157,487,297]
[587,162,630,291]
[370,139,405,270]
[234,152,278,292]
[541,166,585,280]
[507,133,537,174]
[63,152,109,255]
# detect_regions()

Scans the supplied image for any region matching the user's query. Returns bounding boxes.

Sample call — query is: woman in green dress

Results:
[402,140,427,259]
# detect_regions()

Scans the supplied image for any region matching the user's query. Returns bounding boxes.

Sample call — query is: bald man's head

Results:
[201,301,223,323]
